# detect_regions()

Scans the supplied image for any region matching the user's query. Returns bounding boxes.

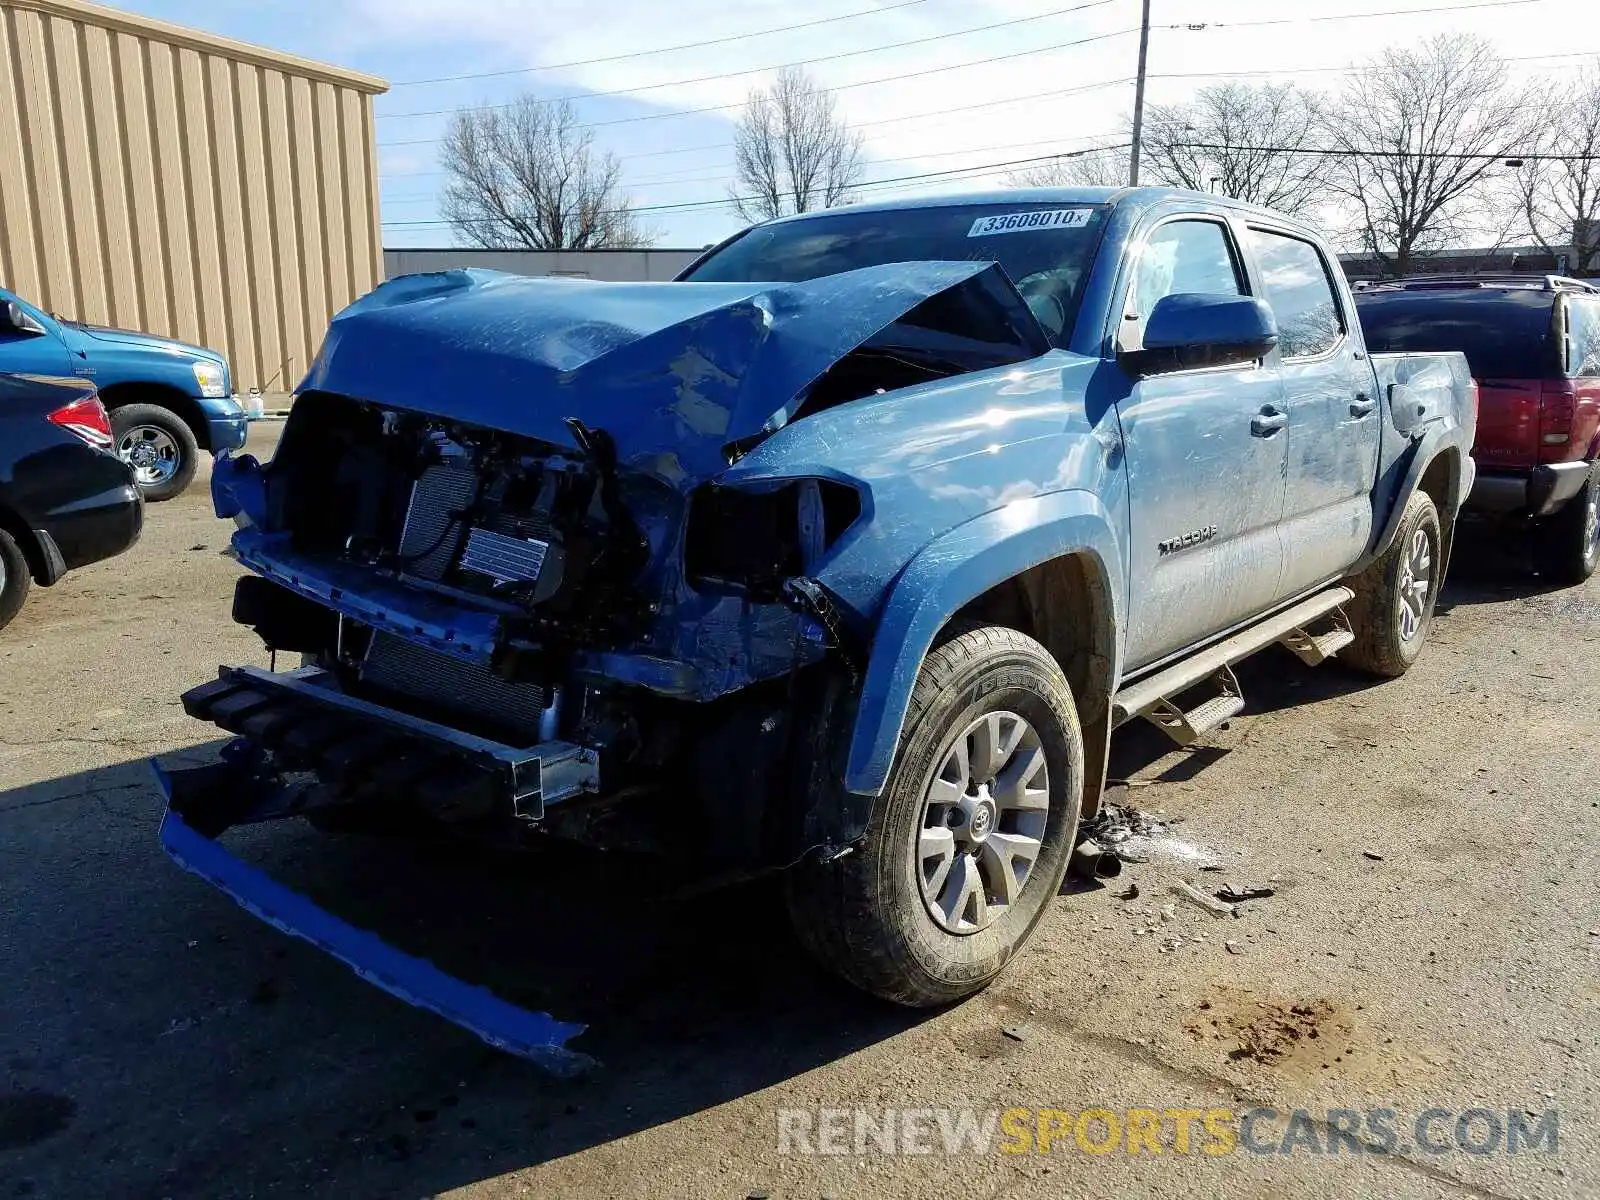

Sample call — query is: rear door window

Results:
[1247,229,1345,359]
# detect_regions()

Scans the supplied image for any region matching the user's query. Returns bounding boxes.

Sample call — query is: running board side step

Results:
[1140,663,1245,746]
[1279,604,1354,666]
[1112,587,1356,744]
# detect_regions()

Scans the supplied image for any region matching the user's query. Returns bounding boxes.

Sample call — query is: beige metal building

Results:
[0,0,386,392]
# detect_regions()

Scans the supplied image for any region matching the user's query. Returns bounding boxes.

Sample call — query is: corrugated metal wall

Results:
[0,0,386,393]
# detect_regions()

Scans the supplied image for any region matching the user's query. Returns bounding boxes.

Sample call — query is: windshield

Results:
[1356,289,1558,379]
[682,202,1111,345]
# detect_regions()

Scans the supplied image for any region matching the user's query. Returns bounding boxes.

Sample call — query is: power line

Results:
[1179,142,1600,162]
[381,76,1141,179]
[384,0,1544,94]
[376,38,1592,153]
[378,27,1135,147]
[1171,0,1541,29]
[379,47,1599,197]
[387,0,939,88]
[379,143,1130,228]
[590,93,1600,206]
[1143,49,1598,84]
[376,23,1595,153]
[377,3,1127,122]
[380,128,1128,204]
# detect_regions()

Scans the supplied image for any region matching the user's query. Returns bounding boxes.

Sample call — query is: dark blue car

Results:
[0,287,250,500]
[0,328,142,632]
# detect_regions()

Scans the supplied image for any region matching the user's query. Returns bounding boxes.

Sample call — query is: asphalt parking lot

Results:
[2,422,1598,1199]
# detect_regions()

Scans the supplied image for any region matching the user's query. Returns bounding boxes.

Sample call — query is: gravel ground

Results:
[1,423,1596,1199]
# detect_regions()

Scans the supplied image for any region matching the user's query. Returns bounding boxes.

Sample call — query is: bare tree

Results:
[1007,144,1131,188]
[1508,67,1600,275]
[440,96,650,250]
[731,66,862,222]
[1139,82,1328,215]
[1321,34,1537,277]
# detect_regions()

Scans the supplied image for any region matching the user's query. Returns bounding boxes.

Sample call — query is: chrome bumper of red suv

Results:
[1468,461,1590,517]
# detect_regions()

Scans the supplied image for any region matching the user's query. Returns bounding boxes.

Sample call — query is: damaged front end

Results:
[162,260,1049,1063]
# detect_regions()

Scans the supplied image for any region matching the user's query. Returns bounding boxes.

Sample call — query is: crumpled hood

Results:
[299,262,1048,487]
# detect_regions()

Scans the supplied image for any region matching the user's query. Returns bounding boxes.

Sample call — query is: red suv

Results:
[1356,275,1600,584]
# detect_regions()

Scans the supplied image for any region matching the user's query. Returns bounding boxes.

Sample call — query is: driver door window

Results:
[1114,215,1286,667]
[1119,219,1245,351]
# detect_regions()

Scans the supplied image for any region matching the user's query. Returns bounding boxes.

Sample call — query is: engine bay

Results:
[220,391,856,783]
[267,394,654,640]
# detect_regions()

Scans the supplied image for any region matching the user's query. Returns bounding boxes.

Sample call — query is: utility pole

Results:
[1128,0,1152,186]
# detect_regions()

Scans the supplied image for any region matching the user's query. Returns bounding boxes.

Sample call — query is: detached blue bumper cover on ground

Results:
[152,761,591,1074]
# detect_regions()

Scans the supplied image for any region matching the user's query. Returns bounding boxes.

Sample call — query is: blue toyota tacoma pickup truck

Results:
[0,287,250,501]
[160,187,1476,1069]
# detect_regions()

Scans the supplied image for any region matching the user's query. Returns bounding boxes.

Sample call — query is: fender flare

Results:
[1357,431,1469,574]
[843,489,1124,795]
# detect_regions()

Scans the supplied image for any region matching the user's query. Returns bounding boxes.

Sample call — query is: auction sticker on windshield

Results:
[967,209,1094,238]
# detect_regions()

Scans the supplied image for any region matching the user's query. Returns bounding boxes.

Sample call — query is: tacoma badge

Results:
[1158,525,1218,555]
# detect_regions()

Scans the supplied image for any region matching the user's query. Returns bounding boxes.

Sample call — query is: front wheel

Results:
[1533,463,1599,586]
[111,403,199,502]
[785,625,1083,1007]
[1343,490,1443,678]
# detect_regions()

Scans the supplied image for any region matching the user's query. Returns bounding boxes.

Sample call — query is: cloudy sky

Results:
[118,0,1598,248]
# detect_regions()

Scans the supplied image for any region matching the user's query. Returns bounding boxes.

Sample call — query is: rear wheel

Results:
[111,403,198,502]
[0,528,30,633]
[785,625,1083,1007]
[1533,463,1599,586]
[1344,490,1443,678]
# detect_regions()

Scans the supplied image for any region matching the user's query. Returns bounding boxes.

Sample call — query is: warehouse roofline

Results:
[6,0,389,93]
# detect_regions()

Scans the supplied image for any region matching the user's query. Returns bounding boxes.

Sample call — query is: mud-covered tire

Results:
[785,625,1083,1008]
[1343,490,1443,678]
[1532,462,1599,586]
[0,527,31,633]
[110,402,199,502]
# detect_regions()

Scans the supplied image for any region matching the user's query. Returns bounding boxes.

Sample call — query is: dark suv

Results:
[1355,275,1600,583]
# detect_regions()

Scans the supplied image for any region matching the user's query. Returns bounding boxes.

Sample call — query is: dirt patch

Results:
[0,1090,76,1150]
[1389,784,1440,809]
[1184,988,1355,1073]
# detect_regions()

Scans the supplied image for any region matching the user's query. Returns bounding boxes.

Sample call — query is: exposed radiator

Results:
[396,460,553,583]
[361,631,548,740]
[396,462,476,581]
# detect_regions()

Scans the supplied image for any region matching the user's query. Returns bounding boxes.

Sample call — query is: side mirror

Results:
[0,300,45,336]
[1124,293,1278,376]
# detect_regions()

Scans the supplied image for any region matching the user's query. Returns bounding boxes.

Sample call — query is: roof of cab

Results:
[759,185,1300,226]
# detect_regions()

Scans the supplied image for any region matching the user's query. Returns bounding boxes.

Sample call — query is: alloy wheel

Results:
[916,710,1050,934]
[1397,526,1434,642]
[118,425,181,486]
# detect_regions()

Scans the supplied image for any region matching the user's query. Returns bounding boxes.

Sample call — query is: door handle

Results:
[1250,407,1288,437]
[1349,393,1377,417]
